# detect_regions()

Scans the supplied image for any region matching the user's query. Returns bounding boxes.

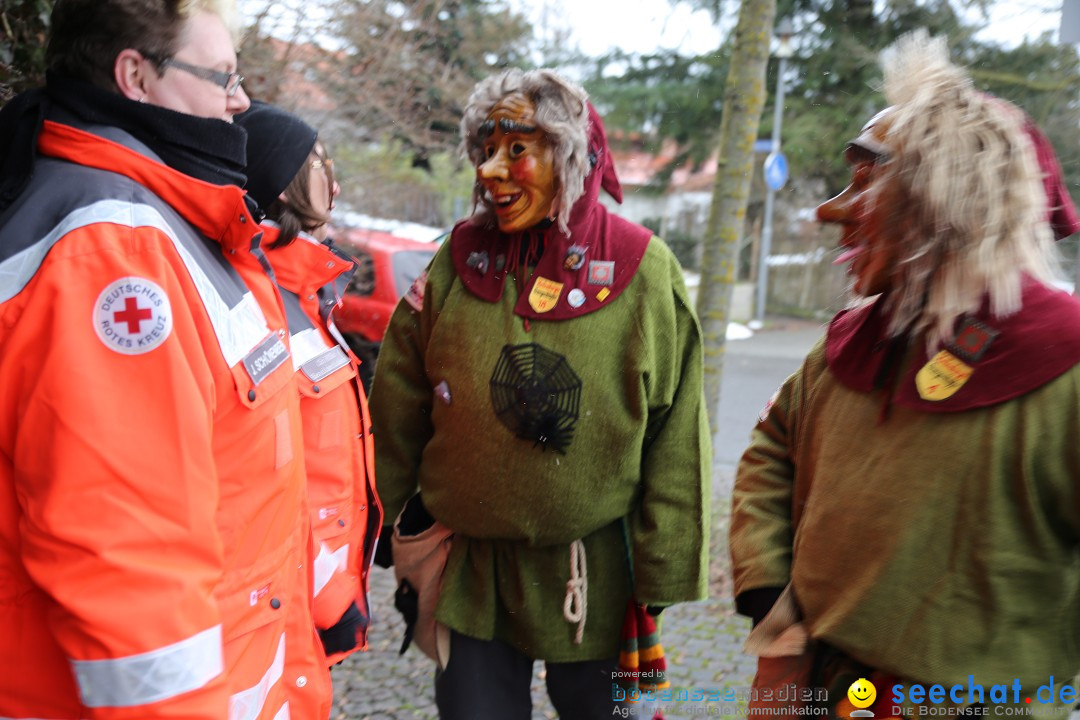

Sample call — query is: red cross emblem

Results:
[94,277,174,356]
[113,297,153,333]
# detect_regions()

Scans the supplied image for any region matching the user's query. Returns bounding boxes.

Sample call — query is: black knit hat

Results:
[236,100,318,211]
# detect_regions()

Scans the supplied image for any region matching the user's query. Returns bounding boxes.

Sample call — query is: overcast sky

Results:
[517,0,724,57]
[513,0,1067,58]
[241,0,1070,59]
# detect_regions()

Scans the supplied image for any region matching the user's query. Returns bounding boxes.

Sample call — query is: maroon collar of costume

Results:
[450,103,653,320]
[825,279,1080,412]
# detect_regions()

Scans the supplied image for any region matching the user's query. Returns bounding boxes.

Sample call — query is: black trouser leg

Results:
[545,656,623,720]
[434,630,533,720]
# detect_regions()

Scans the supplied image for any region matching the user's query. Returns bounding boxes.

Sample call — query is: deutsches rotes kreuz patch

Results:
[94,276,173,355]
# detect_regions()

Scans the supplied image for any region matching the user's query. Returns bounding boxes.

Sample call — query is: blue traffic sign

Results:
[764,151,788,191]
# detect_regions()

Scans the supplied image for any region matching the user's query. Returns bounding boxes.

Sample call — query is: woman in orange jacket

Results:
[238,102,383,667]
[0,5,329,719]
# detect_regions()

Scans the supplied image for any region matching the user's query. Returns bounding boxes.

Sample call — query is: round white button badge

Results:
[93,277,173,355]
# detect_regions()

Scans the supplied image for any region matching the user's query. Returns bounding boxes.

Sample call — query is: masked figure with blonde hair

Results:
[730,31,1080,715]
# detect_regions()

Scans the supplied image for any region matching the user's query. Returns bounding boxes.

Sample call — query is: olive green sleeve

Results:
[630,240,711,606]
[729,338,825,598]
[369,245,452,524]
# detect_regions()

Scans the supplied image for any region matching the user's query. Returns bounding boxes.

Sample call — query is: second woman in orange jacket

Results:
[237,101,383,667]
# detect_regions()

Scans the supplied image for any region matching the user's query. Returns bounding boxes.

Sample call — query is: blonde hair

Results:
[460,69,590,235]
[181,0,239,37]
[869,31,1058,350]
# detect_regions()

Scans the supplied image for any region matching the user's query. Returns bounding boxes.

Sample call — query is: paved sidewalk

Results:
[331,463,757,719]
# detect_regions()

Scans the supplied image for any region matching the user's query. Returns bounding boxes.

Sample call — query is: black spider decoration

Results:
[489,343,581,454]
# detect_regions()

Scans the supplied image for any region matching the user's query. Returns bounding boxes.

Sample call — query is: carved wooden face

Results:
[817,109,904,296]
[476,93,558,233]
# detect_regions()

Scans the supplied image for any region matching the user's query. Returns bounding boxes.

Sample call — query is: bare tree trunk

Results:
[696,0,777,436]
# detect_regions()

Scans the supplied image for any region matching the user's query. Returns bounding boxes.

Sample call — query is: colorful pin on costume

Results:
[405,270,428,312]
[466,251,490,275]
[528,276,563,313]
[588,260,615,286]
[946,317,998,363]
[434,380,452,405]
[564,245,587,271]
[567,288,586,308]
[915,349,973,401]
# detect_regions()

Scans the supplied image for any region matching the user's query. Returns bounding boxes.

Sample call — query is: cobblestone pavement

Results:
[331,464,757,719]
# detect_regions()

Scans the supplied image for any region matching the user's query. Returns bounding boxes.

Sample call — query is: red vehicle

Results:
[333,227,438,390]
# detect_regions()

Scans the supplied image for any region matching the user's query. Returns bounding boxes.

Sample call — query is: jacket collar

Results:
[38,120,257,252]
[259,223,355,295]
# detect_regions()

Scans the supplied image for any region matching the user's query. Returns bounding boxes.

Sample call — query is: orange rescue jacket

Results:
[264,229,382,665]
[0,120,330,719]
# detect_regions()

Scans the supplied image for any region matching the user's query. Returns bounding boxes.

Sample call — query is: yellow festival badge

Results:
[915,350,973,401]
[529,276,563,313]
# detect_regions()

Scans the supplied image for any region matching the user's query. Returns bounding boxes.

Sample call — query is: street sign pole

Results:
[755,48,790,326]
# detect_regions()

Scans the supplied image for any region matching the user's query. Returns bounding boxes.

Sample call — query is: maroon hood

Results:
[1023,115,1080,241]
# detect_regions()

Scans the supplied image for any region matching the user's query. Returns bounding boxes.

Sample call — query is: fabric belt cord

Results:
[70,624,223,708]
[229,633,286,720]
[562,539,588,645]
[312,541,350,598]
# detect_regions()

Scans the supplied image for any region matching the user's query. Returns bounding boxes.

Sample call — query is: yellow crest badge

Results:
[915,350,973,401]
[529,276,563,313]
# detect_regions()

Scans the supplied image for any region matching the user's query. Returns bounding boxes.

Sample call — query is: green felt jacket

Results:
[731,333,1080,690]
[371,234,710,661]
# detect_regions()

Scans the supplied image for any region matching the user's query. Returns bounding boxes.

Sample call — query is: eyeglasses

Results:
[310,150,336,205]
[311,150,335,185]
[142,52,245,97]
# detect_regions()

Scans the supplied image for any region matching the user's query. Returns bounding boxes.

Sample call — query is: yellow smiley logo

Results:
[847,677,877,709]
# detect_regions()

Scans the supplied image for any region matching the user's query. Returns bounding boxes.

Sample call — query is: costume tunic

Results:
[730,286,1080,695]
[373,207,710,661]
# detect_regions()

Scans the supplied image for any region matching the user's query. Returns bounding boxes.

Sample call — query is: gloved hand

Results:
[394,579,419,655]
[735,586,785,627]
[373,528,394,568]
[318,602,362,656]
